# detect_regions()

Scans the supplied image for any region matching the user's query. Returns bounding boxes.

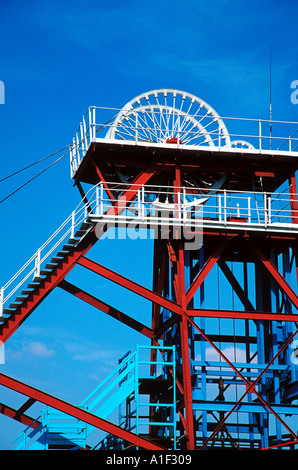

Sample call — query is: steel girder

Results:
[0,372,164,450]
[1,163,298,450]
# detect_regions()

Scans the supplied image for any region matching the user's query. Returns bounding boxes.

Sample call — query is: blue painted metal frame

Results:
[13,344,176,450]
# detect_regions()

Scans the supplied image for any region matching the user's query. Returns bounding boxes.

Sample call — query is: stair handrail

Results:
[0,183,101,315]
[80,350,136,411]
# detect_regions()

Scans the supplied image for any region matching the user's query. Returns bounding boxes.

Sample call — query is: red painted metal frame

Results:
[0,166,162,447]
[289,172,298,224]
[185,241,227,306]
[187,308,298,322]
[72,233,298,448]
[188,313,298,449]
[91,161,115,202]
[0,166,157,345]
[177,231,298,448]
[177,242,196,450]
[77,256,182,315]
[2,158,298,449]
[0,402,40,429]
[0,372,164,450]
[152,230,298,447]
[59,279,154,339]
[170,167,196,449]
[251,243,298,312]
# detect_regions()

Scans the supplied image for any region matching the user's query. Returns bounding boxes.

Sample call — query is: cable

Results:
[0,150,68,205]
[0,144,70,184]
[0,114,118,206]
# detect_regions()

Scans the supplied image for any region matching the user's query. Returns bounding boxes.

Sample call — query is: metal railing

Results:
[88,181,298,229]
[0,183,99,316]
[13,345,176,450]
[69,106,298,178]
[1,182,298,316]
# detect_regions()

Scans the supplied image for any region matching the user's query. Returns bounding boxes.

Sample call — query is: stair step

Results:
[21,289,34,295]
[3,307,16,314]
[27,282,40,288]
[56,251,69,258]
[74,230,87,237]
[62,244,75,251]
[40,269,51,276]
[15,296,28,302]
[45,263,58,270]
[0,315,10,322]
[80,221,92,228]
[50,257,63,263]
[9,302,22,309]
[32,276,45,282]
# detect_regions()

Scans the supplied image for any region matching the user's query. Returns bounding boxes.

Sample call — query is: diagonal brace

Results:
[0,372,165,450]
[185,241,227,305]
[77,256,182,315]
[251,243,298,312]
[59,279,154,339]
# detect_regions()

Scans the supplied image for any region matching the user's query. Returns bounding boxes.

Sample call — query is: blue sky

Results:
[0,0,298,449]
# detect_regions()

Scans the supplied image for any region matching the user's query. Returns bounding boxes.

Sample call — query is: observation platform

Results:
[69,88,298,196]
[71,137,298,194]
[68,89,298,240]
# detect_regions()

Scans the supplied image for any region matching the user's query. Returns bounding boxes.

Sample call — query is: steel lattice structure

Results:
[2,89,298,450]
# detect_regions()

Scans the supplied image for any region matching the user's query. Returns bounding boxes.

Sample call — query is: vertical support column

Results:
[255,260,269,449]
[177,241,195,450]
[135,346,140,442]
[173,165,195,449]
[283,247,294,363]
[243,262,255,448]
[198,245,208,444]
[289,171,298,224]
[270,245,282,444]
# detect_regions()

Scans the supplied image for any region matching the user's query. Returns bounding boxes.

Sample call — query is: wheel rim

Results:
[105,89,230,206]
[106,88,231,148]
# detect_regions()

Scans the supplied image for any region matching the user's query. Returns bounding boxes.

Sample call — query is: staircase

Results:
[13,345,176,450]
[0,185,102,343]
[13,410,88,450]
[94,345,177,450]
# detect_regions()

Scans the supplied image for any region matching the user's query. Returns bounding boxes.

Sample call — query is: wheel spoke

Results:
[106,89,230,149]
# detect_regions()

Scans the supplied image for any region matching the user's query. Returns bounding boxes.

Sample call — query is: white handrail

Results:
[70,106,298,178]
[1,181,298,316]
[0,182,102,315]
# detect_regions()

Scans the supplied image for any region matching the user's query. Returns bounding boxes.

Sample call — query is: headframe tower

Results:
[2,89,298,450]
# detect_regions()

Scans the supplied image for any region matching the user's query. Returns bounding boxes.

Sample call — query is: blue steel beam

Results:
[193,400,298,414]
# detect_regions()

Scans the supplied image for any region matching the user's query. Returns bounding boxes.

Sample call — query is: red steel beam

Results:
[0,372,165,450]
[185,241,227,305]
[91,161,116,202]
[59,279,154,339]
[188,314,298,449]
[167,242,181,305]
[218,260,255,311]
[261,439,298,450]
[187,307,298,322]
[178,255,195,449]
[0,402,40,429]
[289,172,298,224]
[77,256,182,315]
[251,243,298,311]
[0,166,157,344]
